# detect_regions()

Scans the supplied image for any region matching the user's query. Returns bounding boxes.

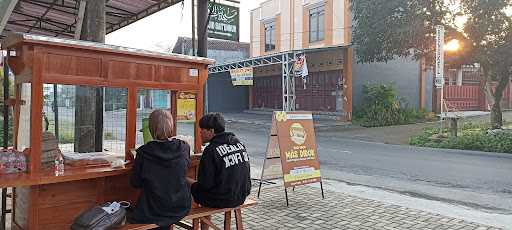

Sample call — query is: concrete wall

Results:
[208,50,248,65]
[353,58,425,111]
[425,68,433,112]
[207,72,249,113]
[206,50,250,113]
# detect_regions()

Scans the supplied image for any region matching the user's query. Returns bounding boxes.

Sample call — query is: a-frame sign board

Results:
[257,111,324,206]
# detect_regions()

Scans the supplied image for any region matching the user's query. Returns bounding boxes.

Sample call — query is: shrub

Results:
[104,132,115,140]
[0,116,14,147]
[355,83,426,127]
[409,125,512,153]
[59,132,74,144]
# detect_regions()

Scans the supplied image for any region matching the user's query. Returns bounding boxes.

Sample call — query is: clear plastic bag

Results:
[0,149,27,174]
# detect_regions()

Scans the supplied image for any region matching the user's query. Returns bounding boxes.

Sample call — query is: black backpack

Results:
[70,202,128,230]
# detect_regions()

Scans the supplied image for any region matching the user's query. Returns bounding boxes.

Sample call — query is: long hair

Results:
[148,109,174,141]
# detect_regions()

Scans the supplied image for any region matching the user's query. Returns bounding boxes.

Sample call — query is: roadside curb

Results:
[225,118,353,128]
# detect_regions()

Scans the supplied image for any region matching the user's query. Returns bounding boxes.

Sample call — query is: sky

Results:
[105,0,512,52]
[105,0,265,52]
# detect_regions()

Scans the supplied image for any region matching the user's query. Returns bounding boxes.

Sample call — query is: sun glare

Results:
[445,39,461,52]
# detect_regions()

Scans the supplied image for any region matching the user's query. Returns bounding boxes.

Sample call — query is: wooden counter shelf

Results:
[0,166,131,188]
[2,34,214,230]
[38,166,132,185]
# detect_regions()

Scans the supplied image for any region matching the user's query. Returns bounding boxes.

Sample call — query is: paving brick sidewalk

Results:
[184,183,501,230]
[1,185,499,229]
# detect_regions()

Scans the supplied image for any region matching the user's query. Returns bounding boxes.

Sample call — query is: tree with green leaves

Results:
[351,0,457,63]
[351,0,512,129]
[461,0,512,129]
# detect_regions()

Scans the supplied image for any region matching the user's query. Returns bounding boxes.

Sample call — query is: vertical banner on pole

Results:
[435,25,445,133]
[435,25,445,89]
[258,111,324,205]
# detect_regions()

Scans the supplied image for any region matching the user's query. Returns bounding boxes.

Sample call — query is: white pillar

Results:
[457,69,463,86]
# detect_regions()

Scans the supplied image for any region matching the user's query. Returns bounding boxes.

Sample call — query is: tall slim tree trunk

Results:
[481,66,494,110]
[490,75,509,129]
[74,0,105,152]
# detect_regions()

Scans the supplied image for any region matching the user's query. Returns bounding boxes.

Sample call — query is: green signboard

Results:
[207,1,239,41]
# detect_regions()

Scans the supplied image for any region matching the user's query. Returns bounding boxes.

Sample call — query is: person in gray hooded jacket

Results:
[130,109,191,229]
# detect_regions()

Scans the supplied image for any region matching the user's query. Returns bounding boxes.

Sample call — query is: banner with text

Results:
[208,1,239,41]
[230,67,253,86]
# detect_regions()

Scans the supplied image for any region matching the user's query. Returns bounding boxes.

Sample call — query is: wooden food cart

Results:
[1,34,214,229]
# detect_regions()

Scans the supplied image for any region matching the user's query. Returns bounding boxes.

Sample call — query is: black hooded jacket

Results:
[191,132,251,208]
[130,139,191,227]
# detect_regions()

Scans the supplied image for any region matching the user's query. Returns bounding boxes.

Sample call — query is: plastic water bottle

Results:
[54,154,64,175]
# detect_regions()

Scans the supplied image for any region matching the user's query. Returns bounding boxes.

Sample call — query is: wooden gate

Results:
[443,85,484,111]
[443,81,512,111]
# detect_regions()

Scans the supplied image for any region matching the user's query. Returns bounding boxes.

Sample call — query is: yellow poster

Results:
[230,67,253,86]
[177,92,196,122]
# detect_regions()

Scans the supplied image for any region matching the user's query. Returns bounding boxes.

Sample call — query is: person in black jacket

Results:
[130,109,191,229]
[187,113,251,208]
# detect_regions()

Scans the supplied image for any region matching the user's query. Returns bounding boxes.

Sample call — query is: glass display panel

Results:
[42,84,127,168]
[135,90,195,154]
[16,83,31,152]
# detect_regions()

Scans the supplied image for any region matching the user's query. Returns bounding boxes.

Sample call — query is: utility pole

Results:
[74,0,105,152]
[191,0,196,56]
[197,0,208,58]
[2,49,10,230]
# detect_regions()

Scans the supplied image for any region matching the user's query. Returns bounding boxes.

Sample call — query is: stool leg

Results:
[201,216,211,230]
[193,219,200,230]
[224,211,232,230]
[169,224,174,230]
[1,188,6,230]
[234,209,243,230]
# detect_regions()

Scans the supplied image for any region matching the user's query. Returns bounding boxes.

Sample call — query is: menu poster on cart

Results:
[177,92,196,122]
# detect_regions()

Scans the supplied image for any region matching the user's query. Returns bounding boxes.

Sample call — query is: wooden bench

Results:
[120,199,257,230]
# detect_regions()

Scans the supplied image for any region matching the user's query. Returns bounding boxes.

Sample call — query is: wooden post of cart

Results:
[258,111,324,206]
[0,34,214,230]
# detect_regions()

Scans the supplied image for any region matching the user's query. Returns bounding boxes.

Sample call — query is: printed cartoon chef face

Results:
[289,123,306,145]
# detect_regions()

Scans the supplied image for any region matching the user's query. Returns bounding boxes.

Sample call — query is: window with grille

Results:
[264,21,276,52]
[309,5,325,43]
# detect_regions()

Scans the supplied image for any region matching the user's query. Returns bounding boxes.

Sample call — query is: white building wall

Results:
[251,10,261,57]
[280,0,292,51]
[293,0,303,50]
[333,0,345,45]
[260,0,280,20]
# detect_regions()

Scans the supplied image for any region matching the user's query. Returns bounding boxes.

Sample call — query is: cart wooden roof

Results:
[1,0,184,39]
[4,33,214,89]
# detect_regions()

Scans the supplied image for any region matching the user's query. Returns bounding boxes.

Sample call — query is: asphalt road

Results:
[227,122,512,214]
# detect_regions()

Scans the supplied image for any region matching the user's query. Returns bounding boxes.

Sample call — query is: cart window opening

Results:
[42,84,127,168]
